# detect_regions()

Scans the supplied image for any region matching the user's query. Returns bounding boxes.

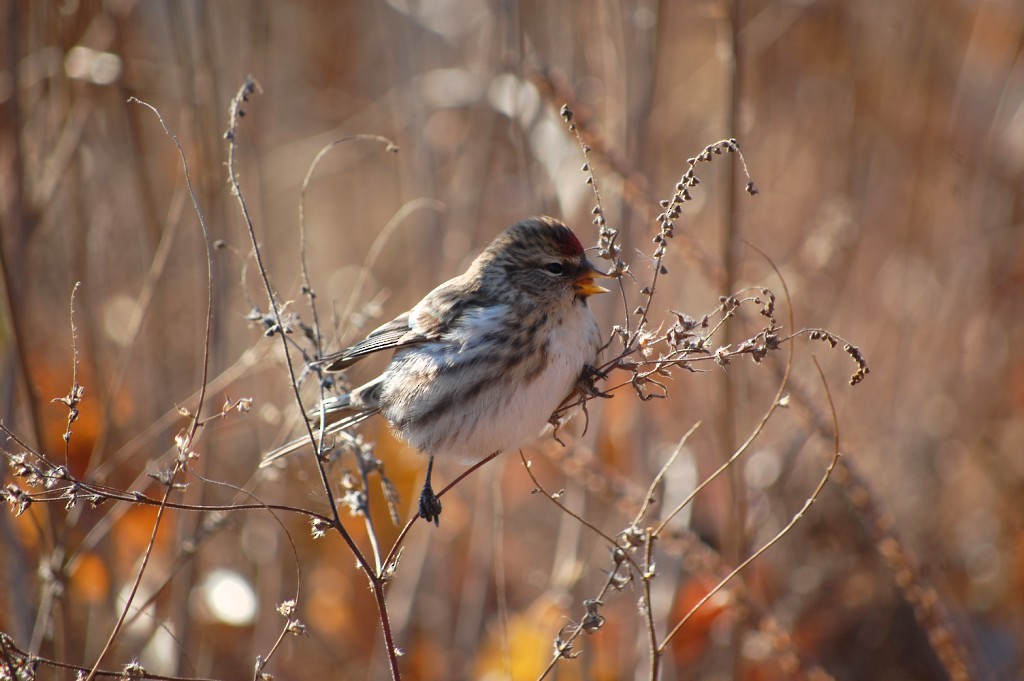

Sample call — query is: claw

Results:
[418,455,442,526]
[418,485,442,526]
[577,364,613,398]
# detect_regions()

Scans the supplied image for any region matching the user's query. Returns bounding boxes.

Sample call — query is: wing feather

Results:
[316,273,485,371]
[317,313,426,371]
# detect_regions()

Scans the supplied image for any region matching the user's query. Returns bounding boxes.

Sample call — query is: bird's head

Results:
[479,216,610,307]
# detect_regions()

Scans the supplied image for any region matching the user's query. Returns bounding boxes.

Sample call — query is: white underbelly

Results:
[387,301,600,462]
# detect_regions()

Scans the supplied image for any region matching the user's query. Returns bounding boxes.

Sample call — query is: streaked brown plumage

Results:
[262,216,607,524]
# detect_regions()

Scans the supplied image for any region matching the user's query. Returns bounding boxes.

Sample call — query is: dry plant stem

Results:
[633,422,701,525]
[518,450,636,563]
[298,134,398,355]
[28,542,61,654]
[536,69,723,287]
[58,281,82,467]
[9,480,335,526]
[126,97,216,443]
[358,459,384,574]
[222,78,401,679]
[630,138,755,347]
[26,283,83,653]
[722,0,747,594]
[535,567,623,681]
[533,247,806,679]
[642,534,659,681]
[560,106,631,333]
[380,449,503,571]
[256,627,290,680]
[659,356,841,653]
[224,80,363,562]
[557,111,868,675]
[81,97,217,681]
[248,511,301,681]
[654,344,791,536]
[338,197,444,336]
[640,338,787,672]
[1,636,220,681]
[300,139,434,572]
[84,467,182,681]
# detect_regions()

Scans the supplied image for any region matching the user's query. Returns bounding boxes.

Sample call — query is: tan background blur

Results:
[1,1,1022,680]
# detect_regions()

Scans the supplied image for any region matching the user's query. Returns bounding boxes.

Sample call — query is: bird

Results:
[261,216,609,525]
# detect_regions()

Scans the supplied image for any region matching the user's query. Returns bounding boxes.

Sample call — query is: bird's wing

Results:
[318,274,484,371]
[318,312,427,371]
[406,275,494,338]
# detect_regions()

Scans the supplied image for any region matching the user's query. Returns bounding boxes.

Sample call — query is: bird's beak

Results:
[574,264,612,297]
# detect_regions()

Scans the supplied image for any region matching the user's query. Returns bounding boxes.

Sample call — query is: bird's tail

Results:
[259,408,379,467]
[259,378,384,467]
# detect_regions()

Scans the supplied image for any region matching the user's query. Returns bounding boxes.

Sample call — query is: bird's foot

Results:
[418,484,443,526]
[577,364,613,398]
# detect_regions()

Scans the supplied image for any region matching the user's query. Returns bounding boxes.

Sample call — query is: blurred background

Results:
[1,1,1022,679]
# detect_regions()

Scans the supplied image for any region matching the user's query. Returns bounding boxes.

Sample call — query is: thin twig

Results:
[654,248,795,537]
[84,468,181,681]
[84,95,218,681]
[338,197,444,339]
[642,534,659,681]
[221,77,403,679]
[298,134,399,357]
[1,635,221,681]
[518,450,626,554]
[125,96,215,442]
[659,356,841,652]
[380,449,504,572]
[55,282,83,467]
[632,422,701,527]
[535,567,624,680]
[222,78,369,563]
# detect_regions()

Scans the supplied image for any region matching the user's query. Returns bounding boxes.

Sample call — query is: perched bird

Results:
[261,216,609,524]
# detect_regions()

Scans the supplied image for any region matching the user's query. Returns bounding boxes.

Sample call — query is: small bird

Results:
[261,216,609,524]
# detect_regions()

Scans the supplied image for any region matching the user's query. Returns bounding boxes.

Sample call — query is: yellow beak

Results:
[574,265,612,297]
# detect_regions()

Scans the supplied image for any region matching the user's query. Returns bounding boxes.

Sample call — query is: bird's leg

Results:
[577,364,613,398]
[418,454,443,526]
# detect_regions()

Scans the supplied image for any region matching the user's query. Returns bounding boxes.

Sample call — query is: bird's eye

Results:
[544,262,565,275]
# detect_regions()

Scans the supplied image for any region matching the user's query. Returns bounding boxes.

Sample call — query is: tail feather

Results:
[259,408,379,467]
[261,377,385,468]
[305,392,352,420]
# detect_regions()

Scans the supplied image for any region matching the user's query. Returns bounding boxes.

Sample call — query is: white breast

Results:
[382,300,601,463]
[474,301,601,458]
